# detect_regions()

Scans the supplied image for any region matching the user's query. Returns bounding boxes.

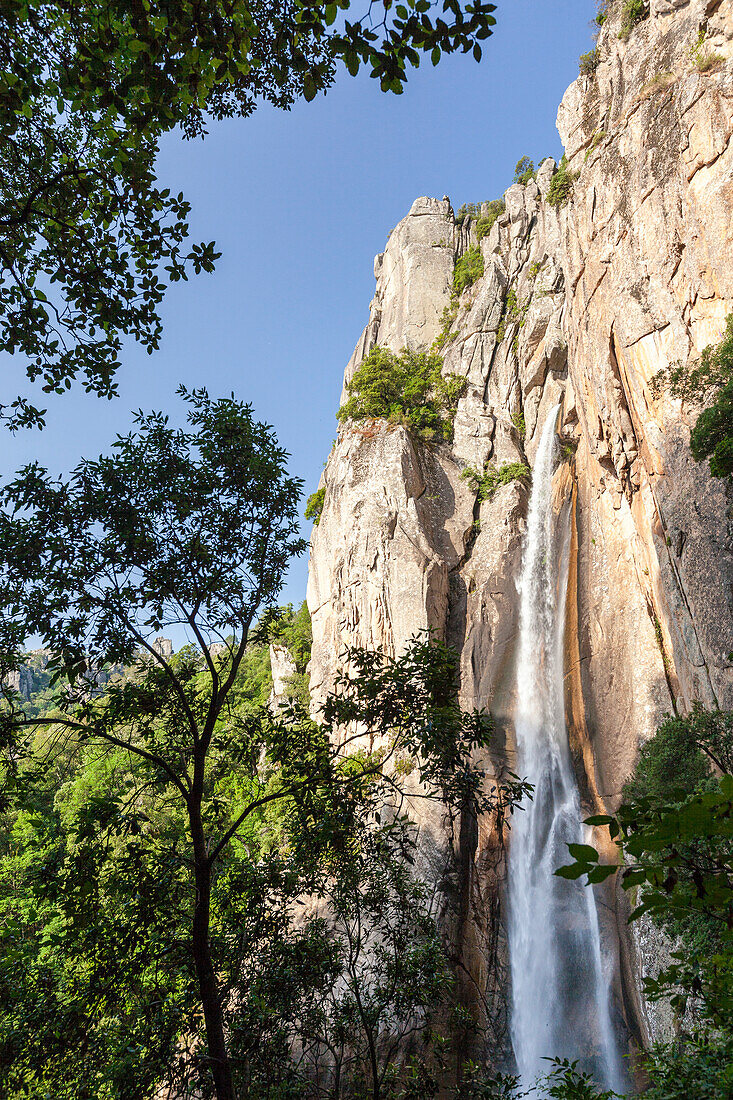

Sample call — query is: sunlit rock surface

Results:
[307,0,733,1065]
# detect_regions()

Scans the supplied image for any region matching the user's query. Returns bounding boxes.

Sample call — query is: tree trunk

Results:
[191,815,235,1100]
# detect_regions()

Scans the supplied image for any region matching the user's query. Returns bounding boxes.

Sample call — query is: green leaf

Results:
[555,864,588,880]
[586,864,617,884]
[567,842,599,862]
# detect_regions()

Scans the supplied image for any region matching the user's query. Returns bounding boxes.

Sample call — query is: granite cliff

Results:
[306,0,733,1068]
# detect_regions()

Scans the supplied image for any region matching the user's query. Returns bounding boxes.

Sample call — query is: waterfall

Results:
[507,405,623,1091]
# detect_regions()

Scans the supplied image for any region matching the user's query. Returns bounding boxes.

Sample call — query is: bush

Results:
[475,199,505,241]
[512,156,535,186]
[561,703,733,1100]
[637,71,675,100]
[546,155,577,208]
[497,287,531,345]
[453,245,484,296]
[620,704,731,976]
[337,346,466,443]
[579,49,598,75]
[454,201,484,228]
[619,0,647,41]
[304,487,326,524]
[653,314,733,479]
[433,300,459,351]
[691,380,733,477]
[462,461,530,501]
[690,30,724,73]
[623,707,723,805]
[268,601,312,672]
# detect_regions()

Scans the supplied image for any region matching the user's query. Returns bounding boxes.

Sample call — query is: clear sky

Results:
[0,0,596,608]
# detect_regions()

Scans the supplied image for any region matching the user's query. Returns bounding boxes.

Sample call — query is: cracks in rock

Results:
[623,321,671,348]
[570,261,587,299]
[686,128,733,184]
[645,595,678,714]
[668,238,685,286]
[450,490,484,580]
[606,332,720,708]
[649,487,720,708]
[609,327,641,498]
[583,262,610,313]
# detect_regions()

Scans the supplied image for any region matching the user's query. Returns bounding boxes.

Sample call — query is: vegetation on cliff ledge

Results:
[462,461,530,501]
[579,48,598,75]
[337,345,466,443]
[453,244,485,296]
[305,486,326,525]
[546,155,578,208]
[653,313,733,479]
[618,0,648,41]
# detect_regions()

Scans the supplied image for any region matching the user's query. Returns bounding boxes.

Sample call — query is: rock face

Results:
[269,643,298,709]
[307,0,733,1065]
[4,650,51,700]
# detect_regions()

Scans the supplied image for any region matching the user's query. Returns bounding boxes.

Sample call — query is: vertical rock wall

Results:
[306,0,733,1061]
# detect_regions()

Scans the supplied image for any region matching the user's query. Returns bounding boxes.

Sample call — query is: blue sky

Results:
[1,0,596,607]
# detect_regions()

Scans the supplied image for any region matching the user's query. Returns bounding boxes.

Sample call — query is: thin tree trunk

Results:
[191,815,235,1100]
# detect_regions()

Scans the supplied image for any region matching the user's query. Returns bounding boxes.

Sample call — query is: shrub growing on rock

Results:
[476,199,506,241]
[652,314,733,479]
[304,487,326,524]
[546,155,578,208]
[579,49,598,75]
[453,245,484,296]
[337,346,466,443]
[513,156,536,186]
[619,0,647,41]
[455,201,484,228]
[462,461,530,501]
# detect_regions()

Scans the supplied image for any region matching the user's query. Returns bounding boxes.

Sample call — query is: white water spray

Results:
[507,406,623,1091]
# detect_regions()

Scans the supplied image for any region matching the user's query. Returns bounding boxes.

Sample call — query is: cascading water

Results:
[507,406,623,1091]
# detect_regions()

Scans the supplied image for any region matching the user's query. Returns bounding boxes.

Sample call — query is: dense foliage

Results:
[0,388,529,1097]
[0,632,526,1100]
[546,156,577,208]
[337,346,466,443]
[453,245,485,296]
[558,705,733,1099]
[0,387,306,1099]
[0,0,499,429]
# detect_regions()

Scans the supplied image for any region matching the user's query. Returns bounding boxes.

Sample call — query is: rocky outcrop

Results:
[269,643,298,709]
[307,0,733,1064]
[4,650,51,700]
